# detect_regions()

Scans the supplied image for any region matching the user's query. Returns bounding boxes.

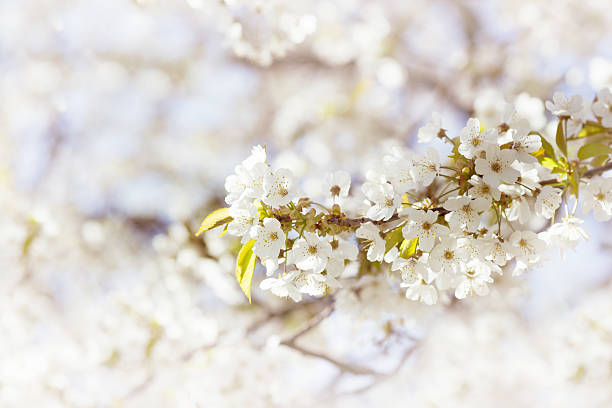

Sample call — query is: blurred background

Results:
[1,0,612,406]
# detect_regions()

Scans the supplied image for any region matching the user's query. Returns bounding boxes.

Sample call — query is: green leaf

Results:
[556,120,567,157]
[532,132,556,159]
[592,154,609,167]
[236,239,257,303]
[540,157,560,170]
[577,121,607,139]
[569,170,580,196]
[399,238,418,258]
[384,227,404,252]
[196,208,233,236]
[577,143,612,161]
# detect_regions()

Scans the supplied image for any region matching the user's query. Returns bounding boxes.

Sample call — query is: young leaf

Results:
[592,154,609,167]
[196,208,233,236]
[384,227,404,252]
[540,157,560,170]
[577,143,612,161]
[577,121,607,139]
[532,132,556,159]
[235,239,257,303]
[569,170,580,196]
[555,120,567,157]
[399,238,418,258]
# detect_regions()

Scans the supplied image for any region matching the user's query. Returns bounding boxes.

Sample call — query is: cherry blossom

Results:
[582,177,612,221]
[401,208,449,251]
[250,218,286,260]
[545,91,584,117]
[592,87,612,127]
[362,177,401,221]
[458,118,497,159]
[260,271,302,302]
[356,222,385,262]
[443,195,490,232]
[454,261,494,299]
[534,186,562,219]
[509,127,542,163]
[417,112,443,143]
[227,202,259,242]
[474,145,520,187]
[325,170,351,203]
[289,231,332,273]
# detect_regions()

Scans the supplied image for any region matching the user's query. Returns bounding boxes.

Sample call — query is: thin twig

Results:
[279,302,379,376]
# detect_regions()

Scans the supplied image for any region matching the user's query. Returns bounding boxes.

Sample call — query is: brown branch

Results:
[281,302,335,344]
[540,162,612,186]
[279,301,379,376]
[584,162,612,178]
[247,298,331,335]
[282,342,379,376]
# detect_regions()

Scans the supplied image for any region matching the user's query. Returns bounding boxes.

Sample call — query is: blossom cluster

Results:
[203,89,612,305]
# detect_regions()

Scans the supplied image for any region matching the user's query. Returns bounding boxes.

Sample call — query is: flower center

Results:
[462,204,471,213]
[597,192,605,200]
[482,185,489,194]
[422,222,431,231]
[269,232,278,240]
[385,198,394,207]
[471,137,481,147]
[444,250,454,260]
[490,162,501,173]
[308,245,318,255]
[279,187,288,197]
[519,239,528,247]
[330,185,341,196]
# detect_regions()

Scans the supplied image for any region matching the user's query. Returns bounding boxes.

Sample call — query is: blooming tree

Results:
[199,90,612,305]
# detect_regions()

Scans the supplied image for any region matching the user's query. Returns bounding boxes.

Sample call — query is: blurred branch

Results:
[279,300,379,376]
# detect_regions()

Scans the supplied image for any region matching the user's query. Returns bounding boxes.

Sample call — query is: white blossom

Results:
[468,175,501,203]
[295,270,339,297]
[443,195,490,232]
[402,276,438,305]
[410,147,440,186]
[362,177,400,221]
[262,168,298,208]
[392,256,430,284]
[534,186,562,219]
[475,145,519,187]
[227,202,259,242]
[505,196,532,224]
[592,87,612,127]
[541,217,589,258]
[429,237,467,288]
[508,230,546,272]
[224,148,271,205]
[510,127,541,163]
[499,162,540,196]
[454,261,494,299]
[482,234,514,266]
[401,208,449,251]
[582,177,612,221]
[250,217,286,260]
[545,91,584,117]
[260,270,302,302]
[356,222,385,262]
[417,112,443,143]
[325,170,351,202]
[326,238,358,277]
[383,150,417,193]
[458,118,498,159]
[289,231,332,273]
